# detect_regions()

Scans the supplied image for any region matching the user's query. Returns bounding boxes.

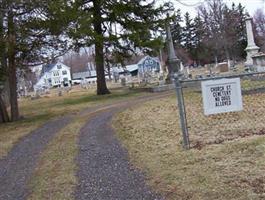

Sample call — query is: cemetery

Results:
[111,13,265,200]
[1,1,265,200]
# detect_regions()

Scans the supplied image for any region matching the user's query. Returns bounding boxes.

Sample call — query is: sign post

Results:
[201,78,243,115]
[174,75,190,150]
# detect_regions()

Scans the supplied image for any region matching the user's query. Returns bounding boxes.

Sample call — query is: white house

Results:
[34,62,71,90]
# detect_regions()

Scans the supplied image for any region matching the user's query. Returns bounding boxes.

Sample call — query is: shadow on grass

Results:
[0,113,53,127]
[1,89,144,129]
[59,90,141,106]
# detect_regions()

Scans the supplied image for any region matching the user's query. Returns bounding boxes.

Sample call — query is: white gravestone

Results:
[201,78,243,115]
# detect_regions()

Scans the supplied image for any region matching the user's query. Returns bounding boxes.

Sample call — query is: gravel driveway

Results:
[0,116,72,200]
[0,91,171,200]
[75,93,171,200]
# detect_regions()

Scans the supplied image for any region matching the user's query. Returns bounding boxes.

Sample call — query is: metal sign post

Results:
[174,75,190,150]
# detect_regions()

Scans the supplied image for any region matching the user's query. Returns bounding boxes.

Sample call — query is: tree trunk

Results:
[93,0,110,95]
[0,94,9,123]
[8,12,19,121]
[0,6,9,123]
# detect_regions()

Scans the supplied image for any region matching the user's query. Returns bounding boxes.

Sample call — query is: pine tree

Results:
[234,3,248,58]
[183,12,194,52]
[171,9,183,47]
[0,0,70,122]
[197,0,248,64]
[68,0,172,95]
[193,15,206,65]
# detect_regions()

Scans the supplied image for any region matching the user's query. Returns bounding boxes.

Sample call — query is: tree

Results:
[0,1,9,123]
[229,3,247,60]
[197,0,248,65]
[193,15,207,65]
[0,0,70,122]
[183,12,194,54]
[62,50,95,73]
[253,8,265,52]
[171,9,183,47]
[67,0,172,95]
[198,0,226,64]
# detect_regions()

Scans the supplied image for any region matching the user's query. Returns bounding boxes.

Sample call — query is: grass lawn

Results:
[182,78,265,148]
[0,85,145,158]
[113,94,265,200]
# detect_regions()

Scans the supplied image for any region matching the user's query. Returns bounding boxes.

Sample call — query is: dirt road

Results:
[0,91,172,200]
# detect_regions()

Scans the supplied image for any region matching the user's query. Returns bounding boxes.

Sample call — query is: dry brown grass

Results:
[28,116,86,200]
[28,105,116,200]
[182,80,265,148]
[113,95,265,200]
[0,86,145,158]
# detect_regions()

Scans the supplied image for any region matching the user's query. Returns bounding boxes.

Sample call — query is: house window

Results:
[53,71,59,76]
[62,70,67,75]
[57,65,62,69]
[54,78,60,84]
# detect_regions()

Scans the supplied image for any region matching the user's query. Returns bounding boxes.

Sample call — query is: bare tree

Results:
[253,9,265,52]
[197,0,247,65]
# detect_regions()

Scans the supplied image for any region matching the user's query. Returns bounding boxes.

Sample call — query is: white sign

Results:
[201,78,243,115]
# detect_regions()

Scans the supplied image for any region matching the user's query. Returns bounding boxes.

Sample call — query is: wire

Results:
[174,0,204,7]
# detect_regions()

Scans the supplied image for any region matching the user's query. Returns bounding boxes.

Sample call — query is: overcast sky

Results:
[163,0,265,17]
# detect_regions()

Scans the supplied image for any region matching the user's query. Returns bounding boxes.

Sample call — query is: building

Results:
[34,62,71,90]
[124,56,161,76]
[72,61,112,84]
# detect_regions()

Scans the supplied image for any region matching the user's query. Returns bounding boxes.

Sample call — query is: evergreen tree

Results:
[234,3,248,58]
[183,12,194,55]
[0,0,70,122]
[193,15,206,65]
[197,0,248,64]
[171,9,183,47]
[67,0,172,95]
[183,12,195,61]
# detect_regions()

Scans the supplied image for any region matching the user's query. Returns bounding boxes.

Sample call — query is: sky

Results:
[163,0,265,17]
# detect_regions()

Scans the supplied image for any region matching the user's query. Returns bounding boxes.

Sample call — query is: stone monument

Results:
[245,17,260,67]
[165,23,180,83]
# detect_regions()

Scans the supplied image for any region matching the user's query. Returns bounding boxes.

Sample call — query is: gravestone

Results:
[252,53,265,72]
[121,78,126,86]
[218,63,229,73]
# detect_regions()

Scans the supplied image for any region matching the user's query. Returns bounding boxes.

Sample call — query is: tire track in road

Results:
[0,116,72,200]
[75,92,172,200]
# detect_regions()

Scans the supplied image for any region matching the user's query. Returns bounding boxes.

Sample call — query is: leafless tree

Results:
[253,9,265,52]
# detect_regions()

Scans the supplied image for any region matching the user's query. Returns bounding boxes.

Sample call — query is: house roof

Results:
[138,56,158,65]
[72,70,97,80]
[42,64,56,73]
[125,64,138,72]
[41,62,70,74]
